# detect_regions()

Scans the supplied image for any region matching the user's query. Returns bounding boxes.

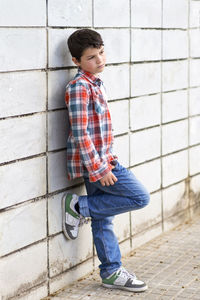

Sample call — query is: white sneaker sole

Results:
[102,283,148,292]
[62,193,76,240]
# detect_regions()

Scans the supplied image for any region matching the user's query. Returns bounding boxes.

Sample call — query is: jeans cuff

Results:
[100,266,121,279]
[78,196,91,218]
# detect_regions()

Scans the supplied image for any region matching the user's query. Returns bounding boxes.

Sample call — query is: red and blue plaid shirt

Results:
[65,68,117,182]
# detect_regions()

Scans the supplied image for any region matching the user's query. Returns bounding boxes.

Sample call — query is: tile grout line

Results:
[46,0,50,295]
[187,0,191,214]
[129,0,133,249]
[161,0,164,233]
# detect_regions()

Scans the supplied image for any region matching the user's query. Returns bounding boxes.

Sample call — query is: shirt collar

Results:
[78,68,102,87]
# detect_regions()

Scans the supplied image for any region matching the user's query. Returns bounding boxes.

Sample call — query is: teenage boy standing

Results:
[63,29,150,292]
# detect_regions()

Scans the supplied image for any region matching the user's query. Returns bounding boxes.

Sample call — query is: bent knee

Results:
[142,191,150,207]
[135,191,150,209]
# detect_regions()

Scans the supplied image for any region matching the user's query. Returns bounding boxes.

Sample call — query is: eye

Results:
[88,56,94,60]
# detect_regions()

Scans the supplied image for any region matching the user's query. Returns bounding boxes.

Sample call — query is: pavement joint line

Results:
[42,215,200,300]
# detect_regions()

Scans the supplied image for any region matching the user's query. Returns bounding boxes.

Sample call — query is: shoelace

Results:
[79,216,90,227]
[117,267,136,283]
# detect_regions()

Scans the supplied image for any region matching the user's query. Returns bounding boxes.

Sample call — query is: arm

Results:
[65,82,112,182]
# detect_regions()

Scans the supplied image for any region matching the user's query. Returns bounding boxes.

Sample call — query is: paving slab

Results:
[43,214,200,300]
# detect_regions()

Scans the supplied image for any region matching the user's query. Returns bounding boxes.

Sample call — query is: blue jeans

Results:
[78,162,150,279]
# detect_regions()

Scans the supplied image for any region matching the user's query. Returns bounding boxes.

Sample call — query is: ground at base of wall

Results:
[43,212,200,300]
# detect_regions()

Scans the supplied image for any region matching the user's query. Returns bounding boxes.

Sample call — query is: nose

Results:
[96,55,102,64]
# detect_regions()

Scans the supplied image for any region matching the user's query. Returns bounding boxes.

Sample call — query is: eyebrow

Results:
[86,54,95,58]
[86,47,104,58]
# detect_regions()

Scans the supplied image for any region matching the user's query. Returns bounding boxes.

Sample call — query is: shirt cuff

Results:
[89,161,113,182]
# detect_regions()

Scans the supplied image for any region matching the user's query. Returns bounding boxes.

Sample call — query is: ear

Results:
[72,57,81,67]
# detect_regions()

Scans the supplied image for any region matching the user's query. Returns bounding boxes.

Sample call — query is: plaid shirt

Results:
[65,68,117,182]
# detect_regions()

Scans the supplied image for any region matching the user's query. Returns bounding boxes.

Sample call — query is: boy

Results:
[63,29,150,292]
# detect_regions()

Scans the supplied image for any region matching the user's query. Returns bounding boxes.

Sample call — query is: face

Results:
[72,46,106,76]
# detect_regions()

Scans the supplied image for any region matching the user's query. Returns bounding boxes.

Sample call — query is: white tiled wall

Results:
[94,0,130,27]
[0,0,46,26]
[162,90,188,122]
[0,0,200,298]
[131,29,161,61]
[189,87,200,116]
[0,157,46,209]
[0,200,46,256]
[130,94,161,130]
[48,69,76,110]
[163,30,188,59]
[0,242,47,299]
[109,100,129,135]
[162,150,189,187]
[131,0,162,28]
[162,60,188,91]
[0,71,46,118]
[113,135,129,167]
[130,127,161,165]
[162,120,188,154]
[132,159,161,193]
[98,29,130,64]
[190,116,200,145]
[102,64,130,100]
[190,59,200,86]
[189,145,200,175]
[49,224,93,277]
[0,29,46,72]
[162,0,188,28]
[48,0,93,27]
[190,0,200,27]
[190,28,200,57]
[131,62,161,96]
[162,181,189,219]
[0,114,46,163]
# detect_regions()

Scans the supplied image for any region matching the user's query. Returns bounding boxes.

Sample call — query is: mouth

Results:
[98,64,105,69]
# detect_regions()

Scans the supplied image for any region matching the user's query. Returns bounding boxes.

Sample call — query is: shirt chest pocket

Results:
[94,100,106,115]
[93,88,107,115]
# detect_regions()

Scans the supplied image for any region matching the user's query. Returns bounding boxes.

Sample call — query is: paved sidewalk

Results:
[46,215,200,300]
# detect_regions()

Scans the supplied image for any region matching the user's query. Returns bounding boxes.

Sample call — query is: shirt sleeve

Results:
[65,81,112,182]
[110,140,118,160]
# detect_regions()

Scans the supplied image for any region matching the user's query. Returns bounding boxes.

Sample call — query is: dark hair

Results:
[67,29,104,61]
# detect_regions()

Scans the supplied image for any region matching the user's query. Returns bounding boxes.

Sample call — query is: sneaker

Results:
[62,193,80,240]
[102,266,148,292]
